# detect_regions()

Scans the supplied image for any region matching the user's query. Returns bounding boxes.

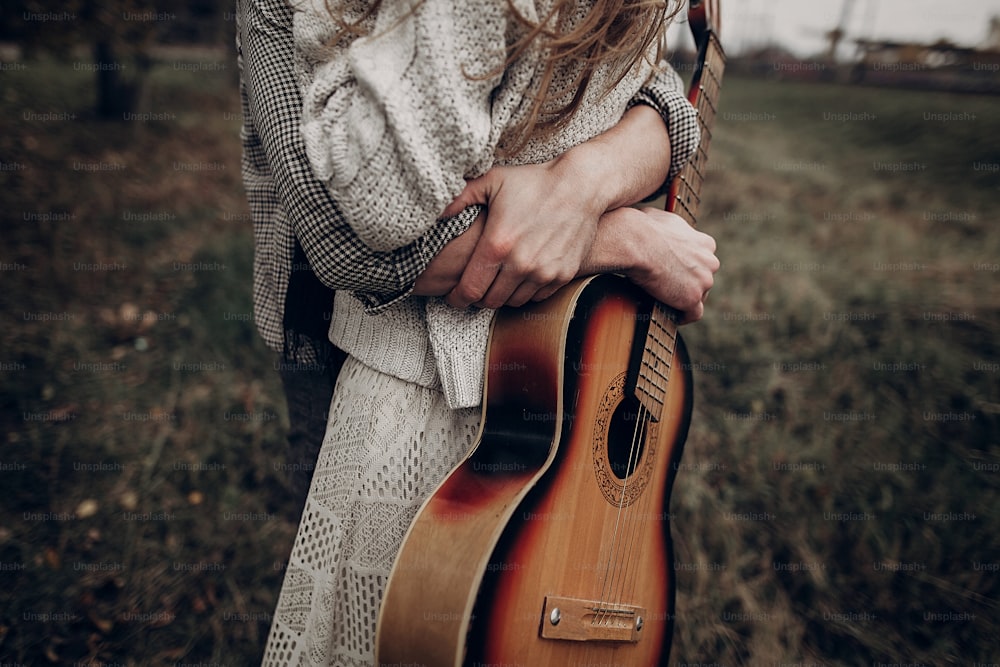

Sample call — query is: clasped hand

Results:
[414,165,719,324]
[437,157,606,310]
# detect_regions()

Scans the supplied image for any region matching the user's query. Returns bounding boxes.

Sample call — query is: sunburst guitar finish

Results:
[377,276,692,666]
[378,1,724,662]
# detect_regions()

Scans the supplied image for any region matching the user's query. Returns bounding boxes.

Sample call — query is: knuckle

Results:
[555,266,576,285]
[454,282,483,304]
[484,234,515,261]
[529,265,558,286]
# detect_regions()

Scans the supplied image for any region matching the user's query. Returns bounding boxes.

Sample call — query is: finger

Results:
[474,265,529,310]
[679,301,704,325]
[500,280,545,309]
[531,283,564,302]
[446,246,503,309]
[439,175,494,219]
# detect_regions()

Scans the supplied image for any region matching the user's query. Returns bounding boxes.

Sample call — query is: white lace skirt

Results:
[262,356,481,666]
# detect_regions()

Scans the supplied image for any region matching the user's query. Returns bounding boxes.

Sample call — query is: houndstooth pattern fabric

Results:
[235,0,481,359]
[261,358,481,666]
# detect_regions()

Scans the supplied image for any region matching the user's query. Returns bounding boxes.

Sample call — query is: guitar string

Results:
[618,310,673,622]
[594,38,718,654]
[619,307,678,634]
[598,344,656,622]
[588,38,719,646]
[603,325,657,623]
[613,402,651,619]
[595,384,648,628]
[601,305,672,626]
[596,393,644,625]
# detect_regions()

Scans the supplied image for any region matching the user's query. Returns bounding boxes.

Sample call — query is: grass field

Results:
[1,52,998,665]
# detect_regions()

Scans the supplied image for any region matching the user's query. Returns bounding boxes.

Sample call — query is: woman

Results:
[240,0,719,664]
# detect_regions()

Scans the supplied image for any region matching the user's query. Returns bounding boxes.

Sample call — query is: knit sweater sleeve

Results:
[296,0,507,252]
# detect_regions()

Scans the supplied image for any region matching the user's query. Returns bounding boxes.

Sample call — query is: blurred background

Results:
[1,0,997,664]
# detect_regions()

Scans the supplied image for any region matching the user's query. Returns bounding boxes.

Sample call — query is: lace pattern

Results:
[262,356,480,666]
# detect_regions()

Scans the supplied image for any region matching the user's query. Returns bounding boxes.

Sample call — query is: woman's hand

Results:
[412,209,486,297]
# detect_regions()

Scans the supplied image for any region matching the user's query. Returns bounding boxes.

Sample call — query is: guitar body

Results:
[377,275,693,666]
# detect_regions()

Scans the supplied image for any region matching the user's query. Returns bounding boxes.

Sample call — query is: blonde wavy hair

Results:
[328,0,682,155]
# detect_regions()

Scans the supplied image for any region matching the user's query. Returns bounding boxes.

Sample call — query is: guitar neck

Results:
[633,302,681,422]
[667,27,726,228]
[633,12,726,420]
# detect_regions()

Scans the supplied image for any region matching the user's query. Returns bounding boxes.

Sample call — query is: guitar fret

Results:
[640,360,669,384]
[673,194,697,227]
[698,90,718,116]
[638,384,665,400]
[634,302,681,418]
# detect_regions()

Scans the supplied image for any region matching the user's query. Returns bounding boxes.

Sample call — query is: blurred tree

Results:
[1,0,232,118]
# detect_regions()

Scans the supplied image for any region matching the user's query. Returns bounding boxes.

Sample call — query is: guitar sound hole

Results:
[607,395,647,480]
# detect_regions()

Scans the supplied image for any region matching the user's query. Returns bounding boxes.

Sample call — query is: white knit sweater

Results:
[292,0,694,408]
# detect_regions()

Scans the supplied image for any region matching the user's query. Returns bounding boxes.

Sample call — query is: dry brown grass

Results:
[1,57,997,664]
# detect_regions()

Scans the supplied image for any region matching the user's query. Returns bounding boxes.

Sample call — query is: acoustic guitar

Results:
[377,2,724,664]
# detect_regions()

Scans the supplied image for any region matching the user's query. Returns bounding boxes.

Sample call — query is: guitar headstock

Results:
[687,0,721,43]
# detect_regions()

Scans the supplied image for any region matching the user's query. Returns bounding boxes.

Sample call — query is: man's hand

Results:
[584,207,720,324]
[439,157,606,309]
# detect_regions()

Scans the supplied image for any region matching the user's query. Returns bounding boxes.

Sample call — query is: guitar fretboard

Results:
[671,30,725,228]
[634,304,680,421]
[635,22,725,419]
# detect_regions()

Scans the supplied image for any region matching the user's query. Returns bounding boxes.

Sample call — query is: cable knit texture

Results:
[292,0,698,410]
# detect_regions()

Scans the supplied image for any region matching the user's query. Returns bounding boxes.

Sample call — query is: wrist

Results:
[558,104,671,214]
[580,208,643,278]
[552,143,613,217]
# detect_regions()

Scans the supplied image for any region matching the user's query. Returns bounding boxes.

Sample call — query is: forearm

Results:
[557,62,700,213]
[297,0,505,252]
[419,203,719,324]
[556,103,671,214]
[434,101,682,308]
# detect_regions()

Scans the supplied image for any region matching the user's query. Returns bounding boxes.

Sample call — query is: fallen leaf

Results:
[88,610,114,634]
[76,499,99,519]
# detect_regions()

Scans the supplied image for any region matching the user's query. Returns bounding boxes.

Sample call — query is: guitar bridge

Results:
[540,596,646,643]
